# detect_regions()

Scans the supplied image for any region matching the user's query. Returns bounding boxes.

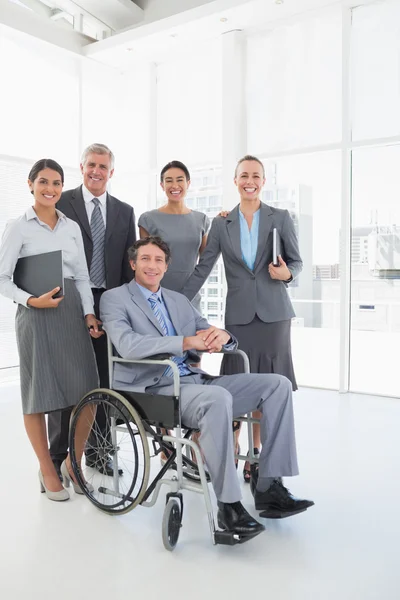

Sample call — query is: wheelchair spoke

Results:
[69,392,150,514]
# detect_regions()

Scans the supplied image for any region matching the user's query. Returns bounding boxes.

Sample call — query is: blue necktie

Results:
[148,293,187,378]
[90,198,106,288]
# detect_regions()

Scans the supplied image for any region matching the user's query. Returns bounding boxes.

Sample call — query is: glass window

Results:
[262,151,341,389]
[81,61,152,175]
[208,289,218,297]
[0,27,79,166]
[247,6,342,154]
[350,145,400,396]
[156,41,222,165]
[351,1,400,140]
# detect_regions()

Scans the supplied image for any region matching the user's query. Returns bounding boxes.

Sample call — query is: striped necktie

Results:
[148,293,186,377]
[90,198,106,288]
[148,293,168,335]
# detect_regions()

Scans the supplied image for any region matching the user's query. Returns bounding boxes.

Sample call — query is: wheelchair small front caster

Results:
[162,498,182,551]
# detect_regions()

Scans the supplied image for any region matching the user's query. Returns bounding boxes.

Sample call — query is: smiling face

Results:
[28,168,63,208]
[80,152,114,197]
[161,168,190,203]
[234,160,266,202]
[129,243,169,292]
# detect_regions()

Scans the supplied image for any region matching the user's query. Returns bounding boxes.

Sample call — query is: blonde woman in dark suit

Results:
[182,155,302,485]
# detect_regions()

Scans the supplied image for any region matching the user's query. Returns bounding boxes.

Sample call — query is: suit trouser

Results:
[152,372,299,504]
[48,288,109,462]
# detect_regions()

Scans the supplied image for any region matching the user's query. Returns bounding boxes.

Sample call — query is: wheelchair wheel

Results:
[69,389,150,515]
[162,498,182,551]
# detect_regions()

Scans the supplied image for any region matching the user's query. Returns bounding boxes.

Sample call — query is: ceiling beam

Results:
[0,0,91,54]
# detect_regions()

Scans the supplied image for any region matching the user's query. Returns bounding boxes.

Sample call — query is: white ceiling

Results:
[83,0,377,69]
[1,0,378,65]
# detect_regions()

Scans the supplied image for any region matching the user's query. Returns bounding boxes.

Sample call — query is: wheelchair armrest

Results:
[201,348,250,374]
[109,355,181,397]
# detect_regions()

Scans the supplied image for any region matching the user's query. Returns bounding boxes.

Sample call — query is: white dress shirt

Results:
[82,185,107,289]
[82,185,107,225]
[0,207,94,315]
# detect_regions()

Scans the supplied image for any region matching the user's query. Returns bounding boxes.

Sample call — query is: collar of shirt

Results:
[25,206,67,223]
[238,207,260,230]
[82,185,107,207]
[136,282,163,304]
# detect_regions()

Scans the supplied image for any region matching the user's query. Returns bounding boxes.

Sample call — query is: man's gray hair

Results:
[81,143,115,170]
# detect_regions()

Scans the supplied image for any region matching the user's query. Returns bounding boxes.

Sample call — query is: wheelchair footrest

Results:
[214,529,262,545]
[214,530,241,545]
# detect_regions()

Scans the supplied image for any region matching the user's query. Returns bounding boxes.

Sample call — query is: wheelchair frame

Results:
[69,337,261,550]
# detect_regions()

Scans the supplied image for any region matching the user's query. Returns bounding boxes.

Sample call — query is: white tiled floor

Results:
[0,382,399,600]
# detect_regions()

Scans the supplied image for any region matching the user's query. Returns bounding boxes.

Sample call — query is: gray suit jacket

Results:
[100,280,237,392]
[56,186,136,289]
[181,203,302,325]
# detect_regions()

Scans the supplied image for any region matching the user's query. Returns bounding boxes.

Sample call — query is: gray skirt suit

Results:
[182,203,302,390]
[138,209,210,312]
[0,209,98,414]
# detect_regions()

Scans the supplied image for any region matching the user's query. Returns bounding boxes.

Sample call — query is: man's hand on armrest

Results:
[195,327,231,353]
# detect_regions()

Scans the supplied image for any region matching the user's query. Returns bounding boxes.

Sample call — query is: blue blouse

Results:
[239,209,260,270]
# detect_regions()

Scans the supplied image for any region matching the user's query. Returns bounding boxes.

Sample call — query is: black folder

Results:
[272,228,281,267]
[13,250,64,298]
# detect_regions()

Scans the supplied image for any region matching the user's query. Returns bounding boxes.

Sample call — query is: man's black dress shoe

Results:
[85,454,123,476]
[217,501,265,536]
[254,479,314,518]
[250,463,259,496]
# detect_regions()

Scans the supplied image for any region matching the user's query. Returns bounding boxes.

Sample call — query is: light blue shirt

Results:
[239,209,260,271]
[136,283,191,376]
[136,283,235,376]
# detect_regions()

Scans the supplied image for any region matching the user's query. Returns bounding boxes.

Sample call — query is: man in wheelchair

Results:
[100,236,314,541]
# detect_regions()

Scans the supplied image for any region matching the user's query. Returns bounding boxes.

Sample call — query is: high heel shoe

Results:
[39,471,69,502]
[61,461,94,495]
[234,444,241,470]
[243,448,260,483]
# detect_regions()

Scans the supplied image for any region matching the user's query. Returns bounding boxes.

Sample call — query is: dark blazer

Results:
[182,203,303,326]
[56,185,136,288]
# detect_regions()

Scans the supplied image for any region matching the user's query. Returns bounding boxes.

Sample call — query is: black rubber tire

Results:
[69,388,150,515]
[162,498,182,551]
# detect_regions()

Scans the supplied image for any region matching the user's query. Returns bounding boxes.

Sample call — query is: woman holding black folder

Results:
[181,155,302,483]
[0,159,101,502]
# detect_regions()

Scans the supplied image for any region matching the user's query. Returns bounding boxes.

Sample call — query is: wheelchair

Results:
[68,339,261,551]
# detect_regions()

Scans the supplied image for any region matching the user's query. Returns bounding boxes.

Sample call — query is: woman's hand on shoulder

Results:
[217,210,230,218]
[27,287,64,309]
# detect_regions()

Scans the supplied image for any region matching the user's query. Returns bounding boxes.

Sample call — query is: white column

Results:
[221,30,247,209]
[148,62,158,212]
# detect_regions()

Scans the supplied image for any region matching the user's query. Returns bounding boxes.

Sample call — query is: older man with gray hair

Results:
[48,143,136,477]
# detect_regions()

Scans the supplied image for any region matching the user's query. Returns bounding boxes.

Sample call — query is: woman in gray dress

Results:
[0,159,100,502]
[138,160,210,312]
[139,160,210,464]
